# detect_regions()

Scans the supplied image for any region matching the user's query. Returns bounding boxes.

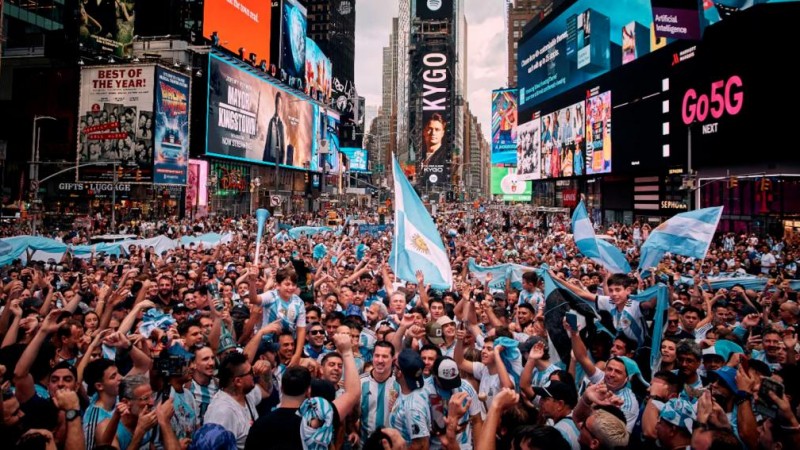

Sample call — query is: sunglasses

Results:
[310,329,325,336]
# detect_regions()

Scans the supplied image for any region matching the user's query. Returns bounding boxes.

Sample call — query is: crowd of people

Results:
[1,204,799,450]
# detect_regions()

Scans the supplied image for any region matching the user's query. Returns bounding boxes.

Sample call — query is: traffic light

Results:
[760,178,772,191]
[728,176,738,189]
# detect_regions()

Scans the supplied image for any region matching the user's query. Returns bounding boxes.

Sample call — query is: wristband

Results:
[735,393,753,405]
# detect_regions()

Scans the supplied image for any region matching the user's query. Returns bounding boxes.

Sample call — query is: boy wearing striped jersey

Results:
[360,341,400,442]
[390,349,432,449]
[250,267,307,367]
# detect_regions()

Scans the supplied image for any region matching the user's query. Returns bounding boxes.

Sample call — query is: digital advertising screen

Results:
[341,148,369,172]
[206,54,316,170]
[203,0,271,65]
[305,38,332,100]
[318,109,341,174]
[186,159,209,215]
[491,89,519,165]
[416,0,453,20]
[516,115,541,181]
[153,68,190,185]
[78,0,136,57]
[540,100,585,179]
[416,48,452,188]
[491,166,532,202]
[282,0,307,80]
[651,0,705,40]
[77,65,155,183]
[585,90,611,175]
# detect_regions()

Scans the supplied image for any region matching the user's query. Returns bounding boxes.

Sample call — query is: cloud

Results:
[355,0,399,109]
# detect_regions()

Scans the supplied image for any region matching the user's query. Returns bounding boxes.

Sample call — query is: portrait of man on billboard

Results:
[262,92,286,165]
[420,113,448,170]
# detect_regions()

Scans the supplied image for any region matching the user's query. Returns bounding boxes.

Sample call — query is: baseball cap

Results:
[493,292,507,301]
[432,356,461,391]
[436,316,455,327]
[657,398,696,433]
[701,340,744,362]
[708,366,744,396]
[189,424,237,450]
[345,304,363,320]
[397,348,425,390]
[426,321,444,346]
[173,303,190,313]
[533,381,578,407]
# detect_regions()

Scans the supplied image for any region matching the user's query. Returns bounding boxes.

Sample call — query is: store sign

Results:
[562,189,578,207]
[661,200,688,210]
[58,183,132,192]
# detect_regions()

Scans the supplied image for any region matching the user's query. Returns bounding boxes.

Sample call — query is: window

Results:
[514,20,520,27]
[513,31,520,38]
[513,42,518,49]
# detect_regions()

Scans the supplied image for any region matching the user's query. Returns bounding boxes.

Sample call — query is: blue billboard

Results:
[341,148,369,172]
[154,67,190,185]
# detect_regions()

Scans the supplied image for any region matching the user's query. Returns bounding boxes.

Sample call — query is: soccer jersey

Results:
[424,378,481,450]
[389,388,431,444]
[189,378,219,422]
[258,290,307,335]
[531,363,560,388]
[359,372,399,441]
[83,400,114,450]
[553,415,581,450]
[597,295,646,345]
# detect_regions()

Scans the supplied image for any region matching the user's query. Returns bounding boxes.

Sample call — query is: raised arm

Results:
[14,310,62,402]
[332,329,361,419]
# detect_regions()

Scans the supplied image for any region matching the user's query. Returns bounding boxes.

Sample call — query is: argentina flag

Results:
[639,206,723,270]
[388,156,453,290]
[572,200,631,274]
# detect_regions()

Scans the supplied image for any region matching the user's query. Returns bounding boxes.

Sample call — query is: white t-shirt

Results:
[472,362,510,419]
[204,388,264,450]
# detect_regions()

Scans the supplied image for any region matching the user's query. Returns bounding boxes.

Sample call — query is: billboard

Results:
[491,89,518,165]
[282,0,307,80]
[416,0,453,20]
[78,0,136,57]
[305,38,332,100]
[186,159,209,216]
[77,65,155,183]
[540,100,585,179]
[206,54,316,170]
[516,115,541,180]
[153,68,190,185]
[491,166,532,202]
[341,148,368,172]
[318,109,341,174]
[416,50,452,188]
[203,0,272,65]
[585,90,612,175]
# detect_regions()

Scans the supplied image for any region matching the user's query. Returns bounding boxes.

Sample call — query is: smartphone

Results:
[565,312,579,330]
[755,378,785,419]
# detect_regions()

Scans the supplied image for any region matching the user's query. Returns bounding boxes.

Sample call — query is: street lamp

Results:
[30,115,56,235]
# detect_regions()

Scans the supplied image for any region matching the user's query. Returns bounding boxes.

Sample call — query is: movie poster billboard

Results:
[516,116,541,180]
[186,159,209,217]
[540,100,585,179]
[282,0,307,80]
[416,49,452,188]
[206,54,316,170]
[416,0,453,20]
[585,90,612,175]
[341,148,368,172]
[305,38,332,100]
[78,0,136,57]
[203,0,272,65]
[77,65,155,183]
[491,89,519,165]
[491,166,532,202]
[153,68,190,185]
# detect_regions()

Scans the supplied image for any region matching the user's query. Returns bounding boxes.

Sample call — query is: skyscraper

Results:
[507,0,548,87]
[301,0,356,83]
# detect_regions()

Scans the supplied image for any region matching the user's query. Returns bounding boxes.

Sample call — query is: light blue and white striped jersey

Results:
[588,371,639,432]
[359,372,399,441]
[258,290,307,335]
[552,415,581,450]
[189,378,219,422]
[424,378,481,450]
[83,400,114,450]
[597,296,646,345]
[531,363,560,388]
[389,388,431,444]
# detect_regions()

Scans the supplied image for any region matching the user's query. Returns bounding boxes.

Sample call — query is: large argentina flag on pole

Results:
[388,156,453,290]
[639,206,723,270]
[572,200,631,274]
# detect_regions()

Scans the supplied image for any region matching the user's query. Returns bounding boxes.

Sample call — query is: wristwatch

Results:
[65,409,81,422]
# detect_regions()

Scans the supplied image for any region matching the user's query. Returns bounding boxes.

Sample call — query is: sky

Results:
[355,0,508,143]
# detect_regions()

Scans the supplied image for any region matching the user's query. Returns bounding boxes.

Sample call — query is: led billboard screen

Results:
[78,0,136,57]
[282,0,307,80]
[516,115,541,181]
[491,89,519,165]
[153,68,190,185]
[206,54,316,170]
[416,0,453,20]
[341,148,369,172]
[77,65,155,183]
[416,49,452,188]
[305,38,332,100]
[203,0,271,65]
[585,91,612,175]
[492,166,532,202]
[540,100,585,179]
